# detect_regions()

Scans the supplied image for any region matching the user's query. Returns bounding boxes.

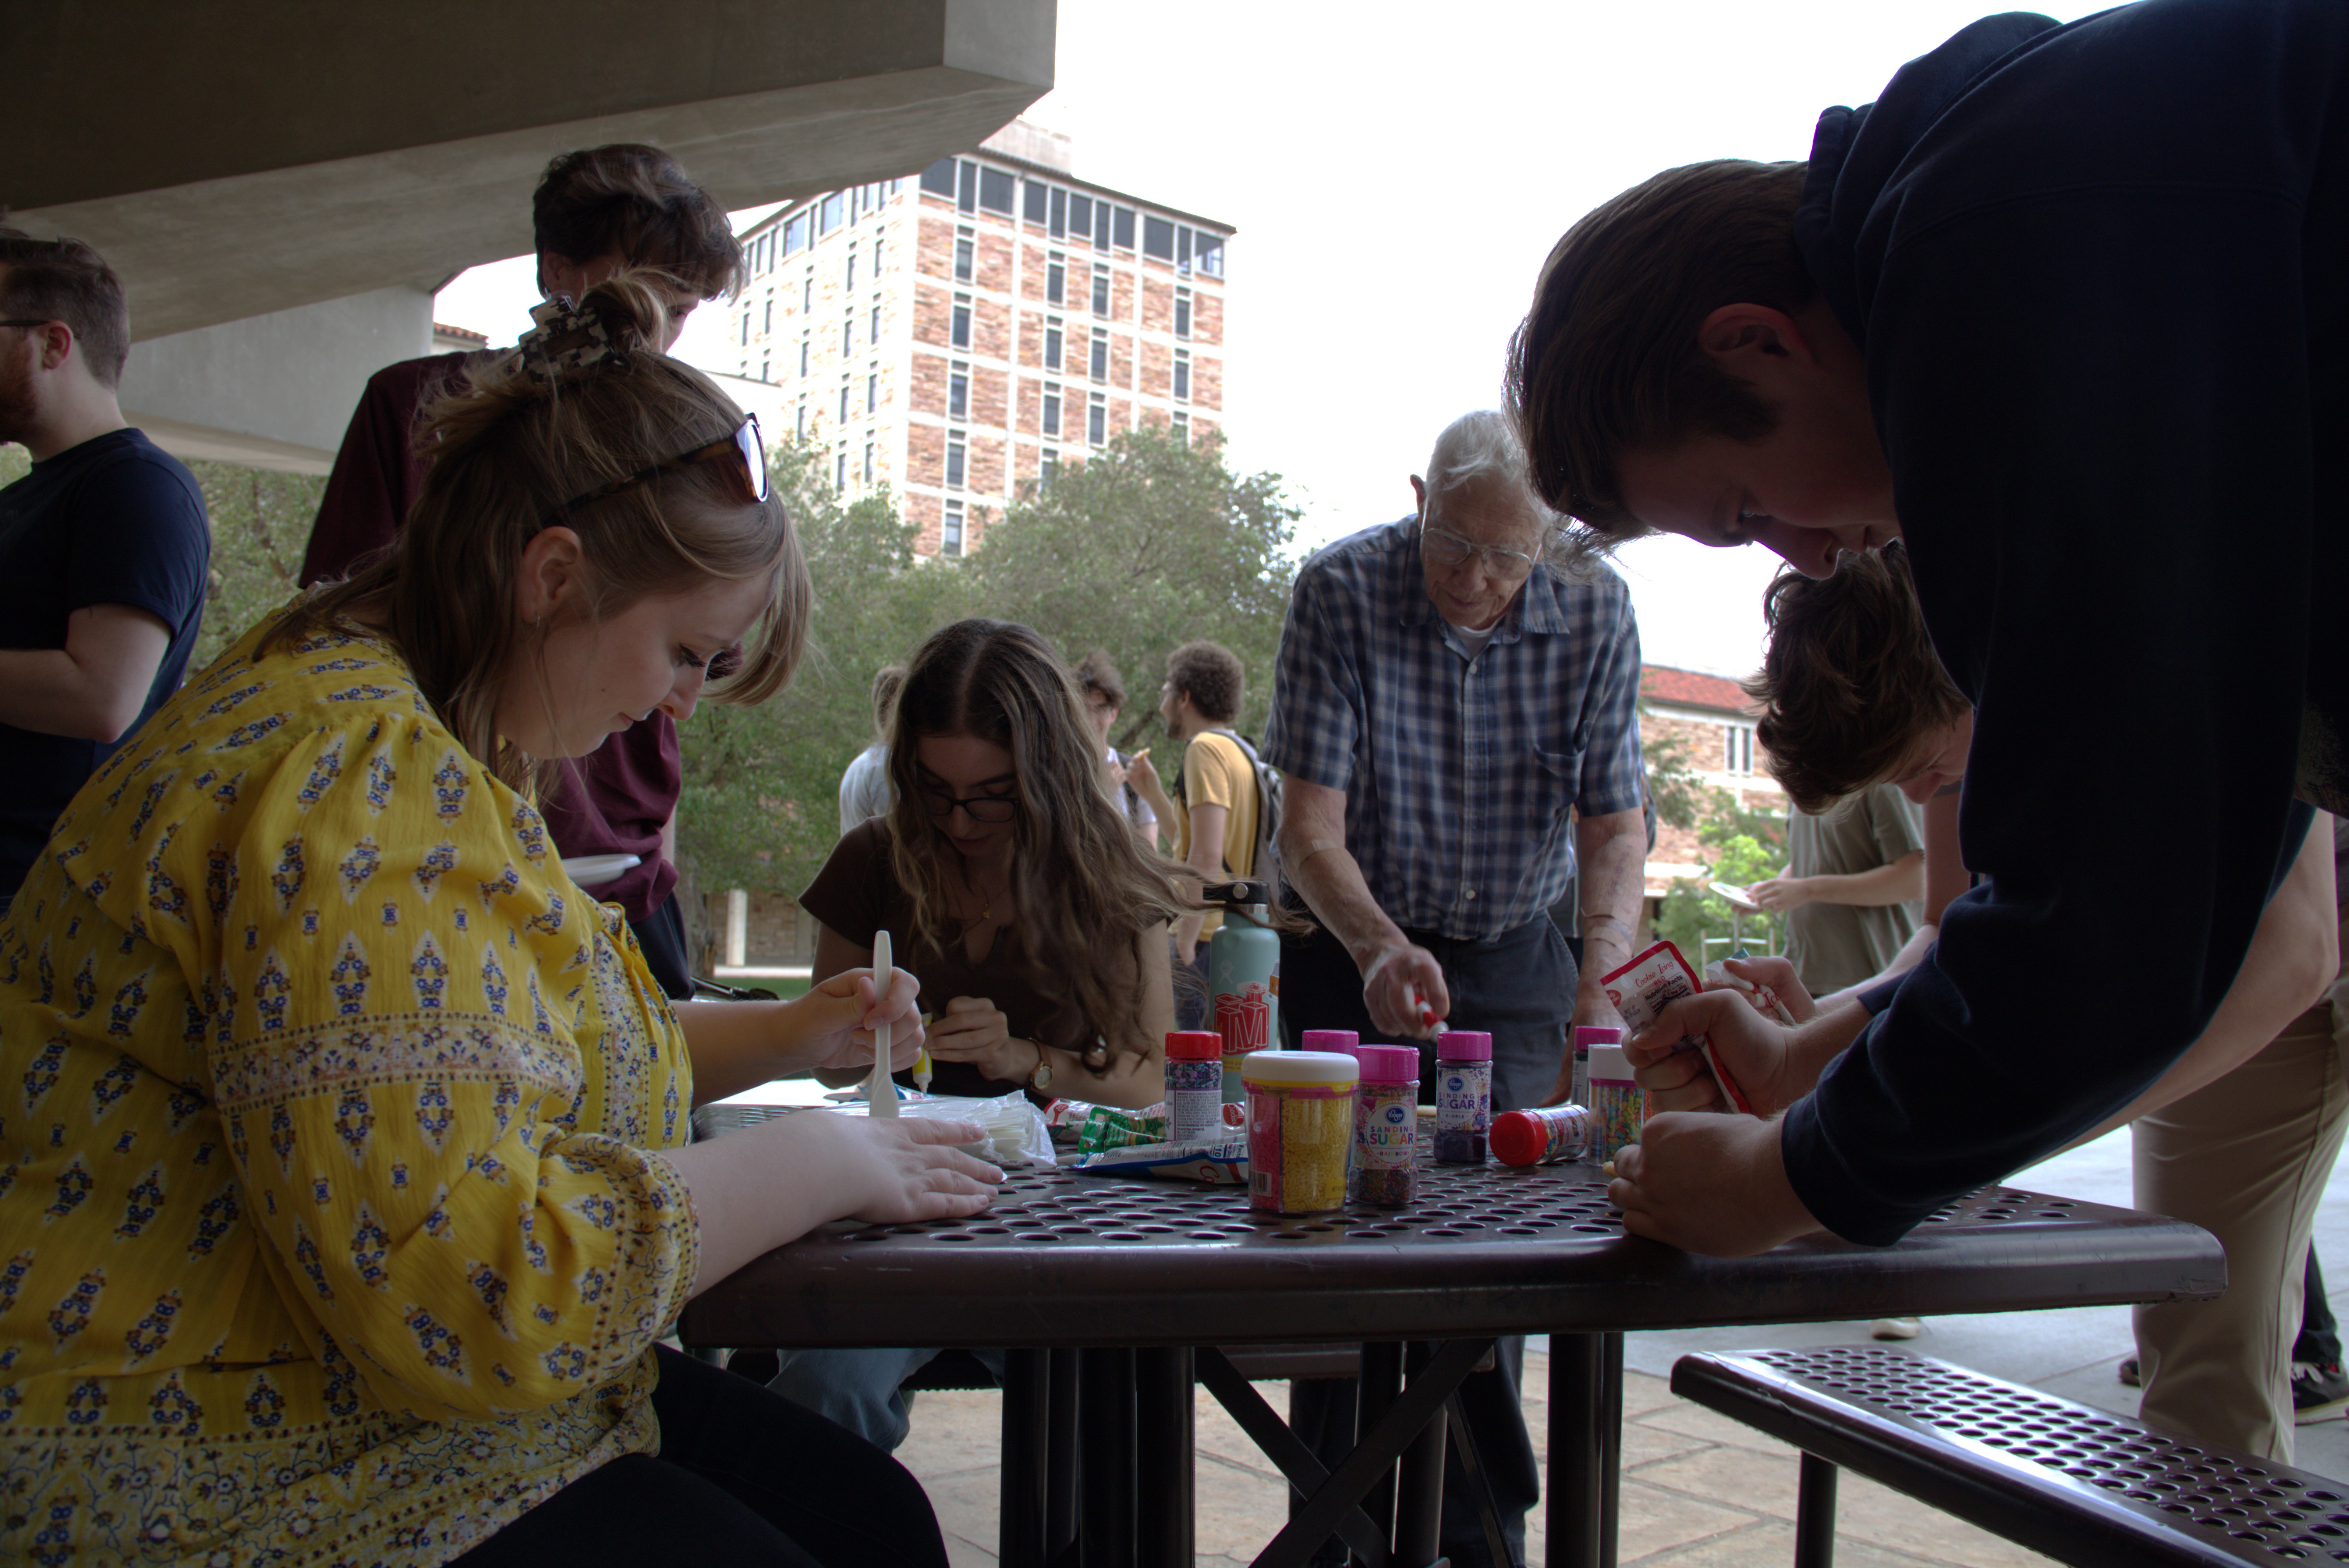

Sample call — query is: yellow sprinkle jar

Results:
[1242,1050,1359,1215]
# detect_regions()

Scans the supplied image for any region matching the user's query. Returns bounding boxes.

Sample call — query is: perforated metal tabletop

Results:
[680,1147,2222,1350]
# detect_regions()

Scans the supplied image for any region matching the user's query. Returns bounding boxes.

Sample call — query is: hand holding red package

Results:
[1598,940,1758,1115]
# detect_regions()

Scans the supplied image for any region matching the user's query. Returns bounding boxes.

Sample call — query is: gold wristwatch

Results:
[1027,1039,1053,1091]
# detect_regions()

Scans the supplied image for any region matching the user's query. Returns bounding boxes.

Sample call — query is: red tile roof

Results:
[432,322,489,345]
[1641,664,1758,716]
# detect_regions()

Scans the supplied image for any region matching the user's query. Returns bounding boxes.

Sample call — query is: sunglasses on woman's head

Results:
[540,414,767,529]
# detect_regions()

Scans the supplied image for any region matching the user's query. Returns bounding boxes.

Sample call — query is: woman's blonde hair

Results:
[270,271,810,791]
[888,619,1195,1066]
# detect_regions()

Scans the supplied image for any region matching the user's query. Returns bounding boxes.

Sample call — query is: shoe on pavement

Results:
[1870,1317,1924,1340]
[2294,1361,2349,1424]
[2118,1356,2142,1388]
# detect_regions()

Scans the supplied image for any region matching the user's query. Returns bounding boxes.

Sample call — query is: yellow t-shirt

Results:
[0,604,698,1566]
[1174,731,1260,940]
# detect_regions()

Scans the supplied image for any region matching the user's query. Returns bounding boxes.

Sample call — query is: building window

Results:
[783,211,808,257]
[798,336,810,377]
[740,310,751,347]
[760,356,770,384]
[870,304,882,346]
[1144,216,1176,261]
[978,166,1015,217]
[1087,391,1107,447]
[1112,206,1134,250]
[1068,194,1092,247]
[1042,383,1061,438]
[943,500,965,557]
[1724,724,1754,774]
[1089,328,1108,382]
[819,191,844,235]
[1043,317,1063,372]
[954,229,974,284]
[955,159,977,214]
[949,361,969,420]
[873,234,884,274]
[838,380,851,425]
[802,275,813,313]
[1173,350,1190,402]
[795,400,807,439]
[1196,232,1225,277]
[1174,287,1191,340]
[1039,450,1059,489]
[835,448,848,490]
[951,294,971,350]
[763,296,774,335]
[946,433,966,489]
[867,370,879,415]
[1171,411,1189,445]
[1091,271,1110,318]
[1024,179,1049,226]
[920,156,956,197]
[847,252,858,292]
[841,315,853,358]
[863,442,874,484]
[1047,255,1065,307]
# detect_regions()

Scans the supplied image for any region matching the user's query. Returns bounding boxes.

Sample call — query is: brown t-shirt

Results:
[801,819,1097,1098]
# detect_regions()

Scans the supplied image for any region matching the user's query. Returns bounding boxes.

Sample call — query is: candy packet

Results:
[1072,1138,1249,1184]
[1598,940,1757,1115]
[1701,952,1798,1025]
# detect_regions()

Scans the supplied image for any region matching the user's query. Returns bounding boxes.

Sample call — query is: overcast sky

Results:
[434,0,2103,678]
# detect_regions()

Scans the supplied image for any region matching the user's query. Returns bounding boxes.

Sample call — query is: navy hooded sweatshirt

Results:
[1781,0,2349,1244]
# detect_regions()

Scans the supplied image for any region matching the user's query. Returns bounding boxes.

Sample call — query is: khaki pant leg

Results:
[2133,999,2349,1462]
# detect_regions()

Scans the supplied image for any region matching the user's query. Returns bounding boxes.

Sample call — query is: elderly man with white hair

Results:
[1262,409,1648,1568]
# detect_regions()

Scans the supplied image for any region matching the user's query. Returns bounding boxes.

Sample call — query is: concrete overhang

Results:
[6,0,1056,343]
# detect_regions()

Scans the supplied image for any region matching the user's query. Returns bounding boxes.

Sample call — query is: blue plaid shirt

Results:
[1262,516,1646,940]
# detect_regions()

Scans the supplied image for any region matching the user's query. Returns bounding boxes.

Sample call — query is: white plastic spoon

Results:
[866,930,899,1118]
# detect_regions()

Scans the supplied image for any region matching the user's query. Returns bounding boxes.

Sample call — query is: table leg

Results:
[1393,1342,1450,1568]
[1136,1347,1196,1568]
[1080,1346,1138,1568]
[1601,1332,1624,1568]
[1548,1333,1607,1568]
[1359,1340,1405,1560]
[1002,1348,1050,1566]
[1049,1347,1080,1560]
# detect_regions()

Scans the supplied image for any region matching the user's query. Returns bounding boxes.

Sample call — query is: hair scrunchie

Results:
[514,293,630,383]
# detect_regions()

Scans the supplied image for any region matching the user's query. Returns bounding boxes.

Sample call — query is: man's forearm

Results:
[1284,838,1406,970]
[1800,854,1926,909]
[1574,808,1648,982]
[0,646,141,742]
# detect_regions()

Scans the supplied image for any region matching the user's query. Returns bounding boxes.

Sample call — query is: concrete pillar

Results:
[725,888,750,968]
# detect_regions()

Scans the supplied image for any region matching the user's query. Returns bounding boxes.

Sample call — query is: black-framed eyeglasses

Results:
[1420,521,1540,582]
[919,782,1020,824]
[0,320,52,330]
[541,414,767,528]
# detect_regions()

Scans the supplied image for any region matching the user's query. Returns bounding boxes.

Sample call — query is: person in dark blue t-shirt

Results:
[0,228,210,909]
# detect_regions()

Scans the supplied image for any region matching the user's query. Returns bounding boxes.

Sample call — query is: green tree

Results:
[1653,787,1789,967]
[962,424,1301,746]
[672,437,973,902]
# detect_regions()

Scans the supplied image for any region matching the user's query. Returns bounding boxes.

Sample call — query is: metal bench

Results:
[1671,1345,2349,1566]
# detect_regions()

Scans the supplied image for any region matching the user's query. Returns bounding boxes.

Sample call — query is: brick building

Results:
[725,119,1233,558]
[1639,665,1788,899]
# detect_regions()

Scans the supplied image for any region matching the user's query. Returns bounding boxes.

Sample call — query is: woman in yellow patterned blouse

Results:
[0,276,1000,1568]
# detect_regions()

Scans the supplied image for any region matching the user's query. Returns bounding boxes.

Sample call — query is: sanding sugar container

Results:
[1568,1025,1619,1109]
[1433,1031,1492,1164]
[1164,1031,1226,1144]
[1243,1049,1357,1214]
[1587,1044,1646,1164]
[1491,1104,1594,1168]
[1300,1028,1359,1057]
[1351,1044,1421,1207]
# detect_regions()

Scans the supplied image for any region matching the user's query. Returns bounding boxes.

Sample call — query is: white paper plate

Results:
[562,853,642,889]
[1709,880,1764,913]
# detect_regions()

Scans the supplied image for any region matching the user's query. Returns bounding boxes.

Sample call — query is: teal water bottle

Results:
[1205,880,1281,1102]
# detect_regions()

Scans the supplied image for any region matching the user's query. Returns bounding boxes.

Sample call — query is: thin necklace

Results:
[964,865,1011,924]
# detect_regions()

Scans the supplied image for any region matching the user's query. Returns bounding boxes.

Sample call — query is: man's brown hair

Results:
[870,663,907,741]
[1074,648,1127,712]
[533,145,745,300]
[1506,160,1813,542]
[1741,543,1968,813]
[1166,640,1243,726]
[0,227,130,387]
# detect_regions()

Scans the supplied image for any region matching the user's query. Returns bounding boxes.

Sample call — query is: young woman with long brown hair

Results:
[0,274,998,1568]
[781,617,1193,1448]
